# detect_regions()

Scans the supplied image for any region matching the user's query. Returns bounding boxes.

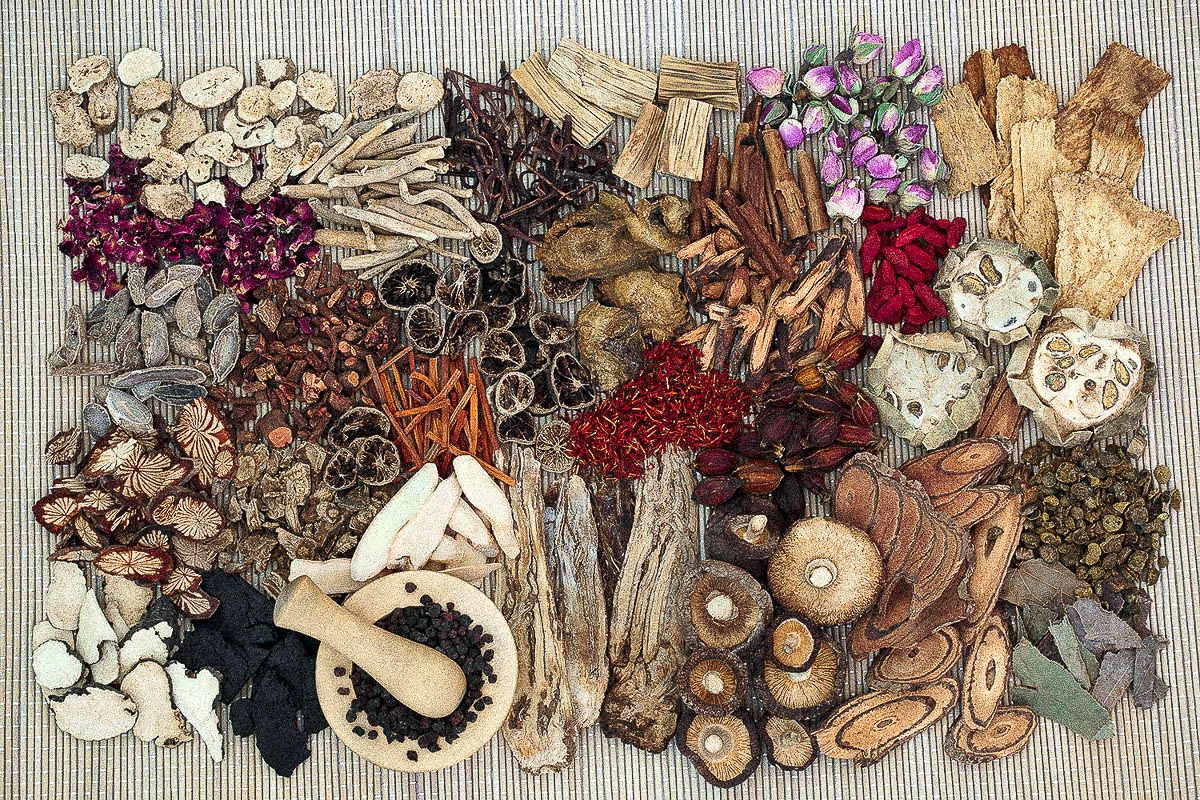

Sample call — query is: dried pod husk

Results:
[944,707,1037,764]
[532,418,575,474]
[961,613,1011,730]
[492,371,536,417]
[767,613,819,671]
[550,352,597,411]
[529,310,575,346]
[683,560,772,653]
[866,330,995,451]
[497,410,537,445]
[678,647,749,715]
[480,257,527,306]
[434,261,481,312]
[755,408,795,449]
[767,518,883,626]
[404,303,446,354]
[1006,308,1155,447]
[814,677,960,765]
[377,258,437,310]
[695,475,746,507]
[755,640,842,719]
[694,448,738,477]
[867,628,963,691]
[772,472,807,519]
[479,328,525,377]
[734,459,783,494]
[935,238,1059,346]
[675,710,762,789]
[321,447,358,491]
[759,715,816,771]
[575,302,644,392]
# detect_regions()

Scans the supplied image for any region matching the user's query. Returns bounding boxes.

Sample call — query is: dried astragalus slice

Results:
[166,662,223,760]
[117,47,163,86]
[48,685,138,740]
[45,562,88,631]
[179,66,244,108]
[67,54,111,94]
[930,82,1001,198]
[32,640,84,693]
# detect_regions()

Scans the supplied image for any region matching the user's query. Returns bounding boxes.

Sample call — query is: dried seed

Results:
[105,388,155,435]
[1045,373,1067,392]
[140,310,170,367]
[1101,380,1119,409]
[202,293,239,335]
[174,287,202,338]
[111,366,209,389]
[82,402,113,439]
[979,254,1002,285]
[210,321,241,384]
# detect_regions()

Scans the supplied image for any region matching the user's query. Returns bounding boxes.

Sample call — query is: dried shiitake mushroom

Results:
[550,352,597,411]
[684,560,772,653]
[497,410,536,445]
[755,640,842,719]
[377,259,437,311]
[767,614,818,671]
[767,518,883,626]
[532,418,575,474]
[678,646,749,716]
[539,273,587,304]
[479,329,526,378]
[675,710,761,789]
[492,371,536,417]
[327,406,392,450]
[704,495,784,579]
[529,310,574,346]
[405,303,446,354]
[434,262,481,312]
[759,715,816,771]
[352,435,401,486]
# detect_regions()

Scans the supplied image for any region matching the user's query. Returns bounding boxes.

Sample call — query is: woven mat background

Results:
[3,1,1198,798]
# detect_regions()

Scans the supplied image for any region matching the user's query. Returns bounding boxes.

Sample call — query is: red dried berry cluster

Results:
[860,204,965,333]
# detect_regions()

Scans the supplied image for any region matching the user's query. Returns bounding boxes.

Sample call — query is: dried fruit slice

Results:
[45,428,84,465]
[533,418,575,473]
[479,328,525,378]
[34,491,82,535]
[492,371,536,417]
[496,410,536,444]
[169,585,220,619]
[766,614,818,671]
[529,310,574,346]
[683,560,772,652]
[171,398,235,485]
[814,677,960,765]
[352,435,401,485]
[321,448,358,491]
[676,711,761,789]
[550,352,597,411]
[868,628,963,691]
[153,493,224,542]
[139,526,172,551]
[161,563,204,596]
[756,640,842,719]
[480,257,526,306]
[434,261,480,312]
[678,647,748,715]
[945,707,1037,764]
[378,259,438,311]
[405,303,446,354]
[327,406,392,450]
[82,432,147,478]
[961,613,1011,730]
[443,309,489,357]
[111,450,190,499]
[759,715,816,771]
[767,517,883,626]
[94,545,174,582]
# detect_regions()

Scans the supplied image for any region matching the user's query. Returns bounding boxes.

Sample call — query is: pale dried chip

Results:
[348,69,400,118]
[1002,118,1074,267]
[257,57,296,86]
[121,660,192,747]
[931,82,1002,198]
[68,54,112,94]
[63,154,109,182]
[45,561,88,631]
[87,76,119,133]
[141,182,193,221]
[129,77,174,114]
[163,104,207,151]
[296,69,337,112]
[180,66,244,109]
[48,89,96,148]
[396,71,443,114]
[48,685,138,740]
[166,663,223,760]
[117,47,163,86]
[222,109,274,148]
[1086,113,1144,189]
[32,640,84,692]
[994,76,1059,143]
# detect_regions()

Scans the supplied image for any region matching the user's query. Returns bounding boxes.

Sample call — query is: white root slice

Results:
[430,534,488,569]
[166,663,223,762]
[91,640,120,685]
[46,562,87,631]
[288,558,372,595]
[76,591,118,665]
[32,640,84,692]
[48,686,138,740]
[104,575,154,629]
[32,620,74,650]
[63,154,109,181]
[122,661,192,747]
[118,627,170,680]
[439,563,502,586]
[387,474,462,569]
[117,48,163,86]
[351,462,440,581]
[453,455,518,558]
[448,499,499,557]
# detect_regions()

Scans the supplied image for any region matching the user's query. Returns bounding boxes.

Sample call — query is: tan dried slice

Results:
[962,45,1033,132]
[129,77,174,114]
[973,377,1028,442]
[959,491,1023,639]
[994,76,1058,143]
[49,89,96,148]
[900,437,1009,506]
[180,66,244,109]
[122,661,192,747]
[1087,113,1144,188]
[87,76,118,133]
[163,104,206,150]
[94,545,173,583]
[961,613,1011,730]
[117,48,163,86]
[45,562,88,631]
[396,71,443,114]
[1004,118,1074,267]
[814,677,959,765]
[931,82,1001,197]
[868,628,962,691]
[141,182,193,220]
[1051,172,1180,316]
[945,707,1037,764]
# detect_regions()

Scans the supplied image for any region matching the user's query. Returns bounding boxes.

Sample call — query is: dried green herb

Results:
[1091,649,1135,711]
[1011,640,1113,740]
[999,559,1089,609]
[1048,617,1098,689]
[1066,598,1142,652]
[1131,635,1169,709]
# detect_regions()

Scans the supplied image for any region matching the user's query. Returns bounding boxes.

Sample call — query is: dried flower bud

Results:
[867,177,901,202]
[897,180,934,211]
[836,64,863,96]
[730,431,772,460]
[871,102,902,136]
[828,94,859,124]
[850,32,886,65]
[779,118,806,149]
[826,179,865,222]
[695,475,746,507]
[850,136,879,168]
[806,414,841,448]
[825,128,846,155]
[894,124,928,155]
[825,332,867,371]
[695,448,739,477]
[803,103,830,136]
[794,364,826,392]
[747,66,785,98]
[918,147,947,183]
[821,151,845,185]
[803,44,828,66]
[866,153,899,180]
[911,66,945,105]
[735,460,784,494]
[761,98,790,126]
[891,38,925,80]
[802,65,837,98]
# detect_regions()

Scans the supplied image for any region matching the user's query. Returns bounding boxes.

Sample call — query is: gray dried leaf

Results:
[1131,635,1168,709]
[48,305,86,368]
[1048,617,1098,689]
[148,383,208,406]
[1066,599,1143,652]
[1090,649,1135,710]
[127,264,148,306]
[82,402,113,439]
[104,388,155,434]
[1020,603,1058,644]
[999,559,1089,610]
[140,310,170,367]
[202,293,239,335]
[169,332,208,361]
[209,321,240,383]
[45,427,84,464]
[1011,640,1113,740]
[111,366,209,389]
[174,287,202,338]
[49,361,123,378]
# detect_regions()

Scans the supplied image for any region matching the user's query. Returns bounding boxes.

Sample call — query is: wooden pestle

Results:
[274,576,467,719]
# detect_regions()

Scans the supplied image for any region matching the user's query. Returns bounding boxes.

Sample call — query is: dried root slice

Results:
[166,662,223,762]
[930,82,1001,198]
[49,685,138,740]
[945,707,1037,764]
[868,628,962,692]
[759,715,815,771]
[961,613,1011,730]
[678,647,748,716]
[766,614,818,671]
[960,491,1023,640]
[676,711,761,789]
[32,640,84,693]
[814,677,959,765]
[767,518,882,626]
[683,560,772,652]
[756,640,841,719]
[122,661,192,747]
[76,590,118,665]
[45,562,88,631]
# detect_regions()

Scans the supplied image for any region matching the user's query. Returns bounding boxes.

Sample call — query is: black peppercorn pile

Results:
[345,591,496,757]
[1003,440,1181,618]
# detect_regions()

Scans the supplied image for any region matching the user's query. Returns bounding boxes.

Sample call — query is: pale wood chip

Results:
[1008,118,1074,267]
[1086,113,1144,188]
[931,82,1002,198]
[995,76,1059,142]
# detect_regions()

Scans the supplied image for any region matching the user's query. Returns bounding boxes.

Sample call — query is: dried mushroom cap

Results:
[867,628,962,692]
[479,328,526,378]
[756,641,841,718]
[533,418,575,474]
[768,517,883,626]
[865,330,995,451]
[497,409,537,444]
[434,262,480,312]
[935,238,1059,346]
[759,715,816,771]
[327,406,392,450]
[575,301,645,392]
[678,647,749,715]
[550,352,597,411]
[48,685,138,741]
[378,259,437,311]
[767,614,818,671]
[405,303,446,354]
[684,560,772,652]
[944,707,1037,764]
[1006,308,1155,447]
[492,371,536,417]
[676,711,761,789]
[352,435,401,485]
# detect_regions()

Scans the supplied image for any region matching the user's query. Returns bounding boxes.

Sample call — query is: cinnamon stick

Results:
[720,189,797,282]
[794,151,830,233]
[761,127,809,239]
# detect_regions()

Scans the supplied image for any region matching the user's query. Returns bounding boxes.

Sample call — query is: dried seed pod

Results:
[492,371,536,417]
[683,560,772,653]
[759,715,815,771]
[961,614,1011,730]
[755,640,842,719]
[352,435,401,486]
[766,614,818,671]
[694,475,746,506]
[675,711,761,789]
[82,402,114,440]
[479,329,525,377]
[935,238,1059,345]
[434,262,480,312]
[529,310,574,346]
[694,448,738,477]
[533,419,575,474]
[480,258,527,306]
[497,410,537,445]
[733,459,783,494]
[321,448,359,491]
[814,677,960,765]
[377,259,437,310]
[767,518,883,626]
[405,303,446,354]
[867,628,963,691]
[550,352,596,411]
[678,647,749,716]
[945,707,1037,764]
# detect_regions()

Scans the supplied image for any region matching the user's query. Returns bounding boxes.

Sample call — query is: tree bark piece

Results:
[585,468,634,617]
[496,447,577,773]
[658,97,713,181]
[931,82,1003,198]
[547,38,657,118]
[601,446,700,752]
[793,151,829,232]
[761,127,808,239]
[974,377,1027,442]
[613,102,666,188]
[511,52,614,148]
[656,55,741,111]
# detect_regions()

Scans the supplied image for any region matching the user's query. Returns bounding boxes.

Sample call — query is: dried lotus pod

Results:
[754,639,842,719]
[496,410,536,444]
[865,330,995,451]
[327,406,392,450]
[491,371,536,417]
[675,710,761,789]
[683,560,772,653]
[404,303,446,354]
[1006,308,1155,446]
[550,352,597,411]
[352,435,401,486]
[935,238,1059,345]
[377,259,437,310]
[532,418,575,474]
[434,261,480,312]
[944,707,1037,764]
[677,647,748,715]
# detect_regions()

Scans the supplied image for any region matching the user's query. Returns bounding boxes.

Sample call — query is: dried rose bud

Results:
[850,32,885,65]
[735,460,784,494]
[802,65,837,98]
[695,448,739,477]
[826,179,865,221]
[779,118,806,149]
[747,66,785,98]
[891,38,924,80]
[912,66,945,105]
[695,475,746,507]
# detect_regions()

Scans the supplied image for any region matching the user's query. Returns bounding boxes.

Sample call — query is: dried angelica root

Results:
[601,446,700,752]
[495,447,577,773]
[552,474,609,728]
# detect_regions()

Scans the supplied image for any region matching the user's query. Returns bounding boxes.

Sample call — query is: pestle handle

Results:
[274,576,467,719]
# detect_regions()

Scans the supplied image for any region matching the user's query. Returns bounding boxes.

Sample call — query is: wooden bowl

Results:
[314,570,517,772]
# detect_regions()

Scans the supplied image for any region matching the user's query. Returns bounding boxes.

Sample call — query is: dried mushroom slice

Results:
[327,406,392,450]
[945,707,1037,764]
[756,640,842,719]
[539,273,588,304]
[767,614,818,671]
[678,647,749,715]
[434,262,481,312]
[94,545,174,582]
[1007,308,1155,447]
[322,448,359,491]
[378,259,438,311]
[496,410,537,445]
[352,435,401,486]
[532,418,576,474]
[480,257,527,306]
[479,329,526,378]
[767,518,883,626]
[529,310,574,346]
[405,303,446,354]
[961,614,1012,730]
[676,711,761,789]
[492,371,536,417]
[759,716,815,771]
[868,628,963,691]
[683,560,772,652]
[866,330,996,451]
[550,352,597,411]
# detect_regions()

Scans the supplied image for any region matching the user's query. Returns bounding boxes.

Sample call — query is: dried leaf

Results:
[998,559,1088,610]
[1090,649,1135,711]
[1010,640,1113,739]
[1131,635,1168,709]
[1066,599,1142,652]
[1048,617,1098,689]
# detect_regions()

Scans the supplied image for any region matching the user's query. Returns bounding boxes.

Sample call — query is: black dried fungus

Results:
[346,595,496,753]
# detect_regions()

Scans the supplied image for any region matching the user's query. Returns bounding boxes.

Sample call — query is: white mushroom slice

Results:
[122,661,192,747]
[217,146,249,169]
[68,54,112,94]
[272,115,302,149]
[179,66,244,109]
[235,84,273,123]
[129,77,174,114]
[163,104,207,151]
[144,147,188,182]
[388,474,462,570]
[453,455,518,558]
[32,620,74,650]
[63,154,109,182]
[141,182,194,220]
[448,499,499,557]
[317,111,345,132]
[296,69,337,112]
[185,146,215,183]
[46,562,87,631]
[269,81,297,116]
[48,686,137,740]
[91,640,120,685]
[222,109,274,149]
[103,575,154,633]
[351,462,439,581]
[117,47,164,86]
[87,76,119,133]
[225,157,254,188]
[118,627,170,680]
[257,57,296,86]
[195,180,227,206]
[288,558,370,595]
[192,131,235,163]
[166,663,223,762]
[396,71,444,115]
[76,590,118,665]
[32,640,84,692]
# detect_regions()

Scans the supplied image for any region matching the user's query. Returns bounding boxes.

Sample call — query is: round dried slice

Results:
[532,418,576,474]
[378,259,438,311]
[479,329,525,378]
[327,406,392,450]
[757,641,842,719]
[94,545,174,583]
[322,448,359,491]
[497,410,536,445]
[82,432,146,478]
[529,310,574,346]
[678,647,748,716]
[396,71,443,114]
[82,402,114,439]
[759,715,816,771]
[540,273,587,304]
[443,309,488,357]
[480,258,526,306]
[961,613,1011,730]
[468,222,504,264]
[34,492,81,535]
[676,711,761,789]
[492,371,536,417]
[405,303,446,354]
[767,614,818,671]
[813,677,960,765]
[944,707,1037,764]
[45,428,84,465]
[111,450,190,499]
[158,493,224,542]
[482,301,517,332]
[170,585,219,619]
[139,526,172,551]
[868,628,963,691]
[434,262,481,312]
[171,397,234,485]
[161,563,203,596]
[527,367,559,416]
[550,352,597,411]
[353,435,401,486]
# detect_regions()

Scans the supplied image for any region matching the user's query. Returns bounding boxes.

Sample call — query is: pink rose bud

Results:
[892,38,924,80]
[803,65,837,98]
[779,118,806,149]
[747,66,785,98]
[851,32,885,65]
[821,151,845,185]
[850,136,879,168]
[866,153,899,179]
[827,179,866,221]
[912,67,945,105]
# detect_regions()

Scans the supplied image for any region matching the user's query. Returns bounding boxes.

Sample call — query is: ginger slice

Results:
[931,83,1002,198]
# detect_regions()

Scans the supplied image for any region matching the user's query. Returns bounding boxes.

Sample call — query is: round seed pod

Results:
[532,419,575,474]
[678,647,749,716]
[766,614,818,671]
[683,560,773,653]
[434,262,480,312]
[491,371,535,417]
[675,710,761,789]
[405,304,446,354]
[767,517,883,626]
[755,640,842,719]
[758,715,816,771]
[479,329,526,378]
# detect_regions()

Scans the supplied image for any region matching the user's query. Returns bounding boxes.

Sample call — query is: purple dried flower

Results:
[836,64,863,96]
[918,148,947,182]
[873,102,902,136]
[826,129,847,155]
[802,103,830,135]
[892,38,924,80]
[803,44,828,66]
[803,65,837,98]
[850,32,886,65]
[828,94,859,124]
[866,153,899,180]
[761,99,790,127]
[867,177,901,202]
[826,179,865,222]
[747,66,785,98]
[850,136,879,168]
[898,180,934,211]
[778,118,806,149]
[895,123,928,154]
[821,151,845,185]
[912,67,945,105]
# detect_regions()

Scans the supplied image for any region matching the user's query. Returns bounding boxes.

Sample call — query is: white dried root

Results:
[449,499,499,557]
[117,47,163,86]
[68,55,111,94]
[64,154,109,182]
[297,69,337,112]
[454,455,518,558]
[46,562,87,631]
[430,534,488,569]
[91,640,120,685]
[222,109,274,149]
[269,81,298,117]
[122,661,192,747]
[192,131,235,163]
[48,90,95,148]
[87,76,119,133]
[185,146,215,183]
[32,640,84,693]
[288,558,370,595]
[317,111,345,132]
[162,104,206,151]
[129,77,174,114]
[396,71,443,114]
[141,182,193,220]
[76,590,118,665]
[180,66,244,109]
[226,157,254,188]
[103,574,153,633]
[235,84,273,123]
[352,462,439,581]
[166,663,223,762]
[387,474,462,569]
[257,57,296,86]
[118,627,170,680]
[48,685,137,740]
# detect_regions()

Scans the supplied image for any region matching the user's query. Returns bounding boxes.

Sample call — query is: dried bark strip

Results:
[613,102,666,188]
[547,38,658,118]
[511,52,614,148]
